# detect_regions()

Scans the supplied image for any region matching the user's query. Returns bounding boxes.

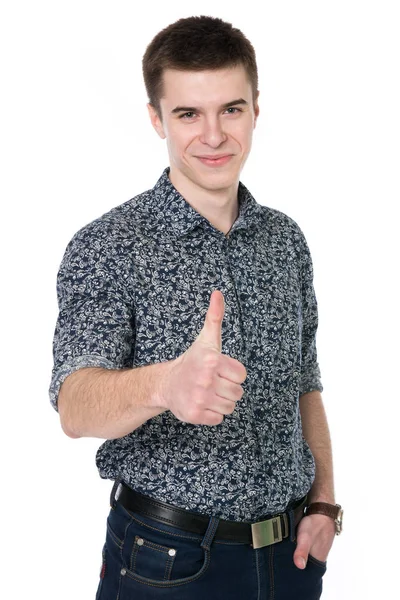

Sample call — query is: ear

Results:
[147,103,166,139]
[253,91,260,129]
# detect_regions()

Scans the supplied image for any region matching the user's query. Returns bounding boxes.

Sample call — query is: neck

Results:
[168,166,239,235]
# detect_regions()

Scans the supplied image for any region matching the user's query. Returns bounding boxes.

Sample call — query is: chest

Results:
[130,230,302,366]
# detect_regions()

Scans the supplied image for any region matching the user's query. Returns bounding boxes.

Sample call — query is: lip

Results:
[196,154,233,167]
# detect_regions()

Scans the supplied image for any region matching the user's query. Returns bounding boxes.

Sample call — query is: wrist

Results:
[308,495,335,505]
[150,357,178,410]
[305,501,344,535]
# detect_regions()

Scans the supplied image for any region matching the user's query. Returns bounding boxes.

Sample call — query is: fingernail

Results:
[300,558,306,569]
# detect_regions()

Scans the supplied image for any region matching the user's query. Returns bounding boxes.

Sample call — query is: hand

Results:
[293,514,336,569]
[160,290,247,426]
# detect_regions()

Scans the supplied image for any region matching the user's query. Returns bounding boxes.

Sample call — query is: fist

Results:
[161,290,247,426]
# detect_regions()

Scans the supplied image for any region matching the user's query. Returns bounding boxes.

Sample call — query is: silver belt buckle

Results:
[251,514,288,549]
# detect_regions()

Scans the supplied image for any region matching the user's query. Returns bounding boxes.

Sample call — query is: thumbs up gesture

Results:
[159,290,248,426]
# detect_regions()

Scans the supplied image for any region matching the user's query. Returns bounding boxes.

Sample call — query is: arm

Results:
[299,389,335,504]
[293,389,336,568]
[296,230,334,503]
[58,362,172,440]
[293,229,336,568]
[49,223,173,439]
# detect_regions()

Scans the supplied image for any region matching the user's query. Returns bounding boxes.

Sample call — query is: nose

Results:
[199,116,227,148]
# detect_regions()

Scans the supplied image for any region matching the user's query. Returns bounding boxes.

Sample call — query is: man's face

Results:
[148,65,259,193]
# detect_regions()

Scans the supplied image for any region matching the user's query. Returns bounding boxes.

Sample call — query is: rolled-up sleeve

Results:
[49,224,135,412]
[298,233,323,396]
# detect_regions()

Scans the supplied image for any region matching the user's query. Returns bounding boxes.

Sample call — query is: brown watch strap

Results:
[305,502,339,520]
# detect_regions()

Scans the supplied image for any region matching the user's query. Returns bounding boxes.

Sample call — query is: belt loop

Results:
[110,478,122,509]
[200,516,220,552]
[288,508,296,542]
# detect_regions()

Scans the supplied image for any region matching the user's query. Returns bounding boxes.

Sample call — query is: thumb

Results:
[293,538,310,570]
[197,290,225,352]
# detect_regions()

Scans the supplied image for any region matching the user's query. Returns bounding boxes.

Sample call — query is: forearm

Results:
[58,361,172,440]
[299,390,335,504]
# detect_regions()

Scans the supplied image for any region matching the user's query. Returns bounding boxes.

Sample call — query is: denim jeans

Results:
[95,489,327,599]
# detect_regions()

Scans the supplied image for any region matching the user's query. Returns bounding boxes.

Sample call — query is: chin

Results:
[197,175,236,192]
[178,161,237,190]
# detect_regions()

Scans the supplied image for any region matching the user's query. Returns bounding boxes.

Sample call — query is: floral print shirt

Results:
[49,167,323,521]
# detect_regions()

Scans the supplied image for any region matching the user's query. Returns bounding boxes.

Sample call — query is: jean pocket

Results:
[308,553,327,570]
[129,533,178,580]
[112,503,212,589]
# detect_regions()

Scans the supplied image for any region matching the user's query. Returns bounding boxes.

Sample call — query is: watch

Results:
[305,502,344,535]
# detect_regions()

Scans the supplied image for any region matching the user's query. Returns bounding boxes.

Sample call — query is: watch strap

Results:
[305,502,340,520]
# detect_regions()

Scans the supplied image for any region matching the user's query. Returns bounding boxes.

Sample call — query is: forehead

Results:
[161,65,251,106]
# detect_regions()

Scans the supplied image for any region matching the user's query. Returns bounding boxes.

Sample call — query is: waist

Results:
[112,480,309,549]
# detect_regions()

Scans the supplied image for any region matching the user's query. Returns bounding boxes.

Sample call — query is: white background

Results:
[1,1,399,598]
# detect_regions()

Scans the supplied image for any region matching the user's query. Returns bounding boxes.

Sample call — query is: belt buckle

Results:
[251,514,288,549]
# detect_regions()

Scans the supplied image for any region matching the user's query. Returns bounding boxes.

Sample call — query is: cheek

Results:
[239,125,254,149]
[227,120,253,148]
[169,127,196,154]
[229,135,250,155]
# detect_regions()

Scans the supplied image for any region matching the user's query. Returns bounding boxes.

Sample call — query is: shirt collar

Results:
[149,166,264,239]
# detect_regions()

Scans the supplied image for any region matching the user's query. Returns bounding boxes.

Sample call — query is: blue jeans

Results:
[95,491,327,599]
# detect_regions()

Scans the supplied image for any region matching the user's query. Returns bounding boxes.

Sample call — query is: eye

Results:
[178,107,242,120]
[225,107,242,114]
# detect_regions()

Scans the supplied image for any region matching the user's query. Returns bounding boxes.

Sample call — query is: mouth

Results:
[196,155,233,167]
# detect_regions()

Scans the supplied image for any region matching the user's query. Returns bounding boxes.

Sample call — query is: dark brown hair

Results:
[142,15,258,119]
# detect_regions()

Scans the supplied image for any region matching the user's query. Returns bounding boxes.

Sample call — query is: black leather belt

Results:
[113,481,308,550]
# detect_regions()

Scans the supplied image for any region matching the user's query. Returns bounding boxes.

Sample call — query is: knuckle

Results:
[237,362,247,379]
[230,384,243,402]
[186,407,200,424]
[195,368,215,390]
[199,374,214,389]
[194,394,206,408]
[209,413,224,426]
[193,387,208,406]
[226,403,236,415]
[203,352,219,370]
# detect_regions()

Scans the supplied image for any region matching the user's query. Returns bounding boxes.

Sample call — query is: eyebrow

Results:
[171,98,248,115]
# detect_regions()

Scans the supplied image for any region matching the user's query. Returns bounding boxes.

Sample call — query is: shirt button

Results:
[169,548,176,556]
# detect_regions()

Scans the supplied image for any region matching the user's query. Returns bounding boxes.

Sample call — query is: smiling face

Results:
[147,65,259,196]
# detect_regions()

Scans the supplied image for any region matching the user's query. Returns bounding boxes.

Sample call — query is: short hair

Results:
[142,15,258,119]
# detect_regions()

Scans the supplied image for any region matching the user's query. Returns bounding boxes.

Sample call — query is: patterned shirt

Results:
[49,166,323,522]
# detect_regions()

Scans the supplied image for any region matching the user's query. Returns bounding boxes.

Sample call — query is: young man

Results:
[49,15,342,599]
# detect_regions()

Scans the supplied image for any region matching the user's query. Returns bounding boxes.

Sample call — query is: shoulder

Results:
[56,189,156,294]
[62,188,153,260]
[259,205,308,247]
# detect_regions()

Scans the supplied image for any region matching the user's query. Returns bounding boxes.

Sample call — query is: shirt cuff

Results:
[49,354,119,412]
[299,368,324,396]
